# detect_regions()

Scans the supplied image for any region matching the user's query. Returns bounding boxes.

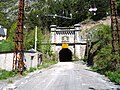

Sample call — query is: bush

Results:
[88,24,120,84]
[93,45,112,72]
[105,71,120,84]
[0,40,14,52]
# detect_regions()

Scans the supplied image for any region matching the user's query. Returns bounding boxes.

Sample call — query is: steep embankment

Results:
[81,16,120,85]
[80,16,111,39]
[80,16,111,31]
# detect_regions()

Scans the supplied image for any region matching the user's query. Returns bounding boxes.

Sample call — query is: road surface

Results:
[3,61,120,90]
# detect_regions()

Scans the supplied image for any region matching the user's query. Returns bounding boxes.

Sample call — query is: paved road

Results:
[3,61,120,90]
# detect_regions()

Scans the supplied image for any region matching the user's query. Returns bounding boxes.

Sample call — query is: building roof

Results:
[0,27,5,36]
[28,48,42,55]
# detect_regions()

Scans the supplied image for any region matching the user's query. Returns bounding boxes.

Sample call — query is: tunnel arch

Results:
[59,48,72,62]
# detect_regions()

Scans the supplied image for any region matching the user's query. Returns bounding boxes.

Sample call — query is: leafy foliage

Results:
[87,24,120,84]
[117,0,120,16]
[23,26,52,55]
[23,0,111,30]
[105,71,120,85]
[87,24,112,66]
[0,0,17,28]
[0,40,14,52]
[7,22,17,42]
[1,0,120,30]
[89,0,110,20]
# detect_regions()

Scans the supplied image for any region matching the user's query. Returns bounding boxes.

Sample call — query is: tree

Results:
[87,24,112,66]
[71,0,89,24]
[116,0,120,16]
[89,0,110,20]
[7,22,17,41]
[0,0,18,28]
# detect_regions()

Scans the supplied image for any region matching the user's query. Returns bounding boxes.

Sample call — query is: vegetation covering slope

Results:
[85,24,120,84]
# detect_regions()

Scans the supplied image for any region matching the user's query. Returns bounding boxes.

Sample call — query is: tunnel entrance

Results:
[59,48,72,62]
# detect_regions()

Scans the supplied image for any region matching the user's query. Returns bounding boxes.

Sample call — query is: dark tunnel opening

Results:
[59,48,72,62]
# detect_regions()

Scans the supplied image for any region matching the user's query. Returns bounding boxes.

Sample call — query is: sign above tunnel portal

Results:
[62,36,69,43]
[62,43,69,48]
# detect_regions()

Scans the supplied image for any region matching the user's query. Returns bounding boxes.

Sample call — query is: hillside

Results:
[80,16,111,31]
[80,16,111,39]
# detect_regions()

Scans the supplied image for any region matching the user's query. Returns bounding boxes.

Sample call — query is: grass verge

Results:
[23,59,57,75]
[91,67,120,85]
[0,60,57,80]
[0,70,17,80]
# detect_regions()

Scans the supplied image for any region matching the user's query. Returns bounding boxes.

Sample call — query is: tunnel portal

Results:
[59,48,72,62]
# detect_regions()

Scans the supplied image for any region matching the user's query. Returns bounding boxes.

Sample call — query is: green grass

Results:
[38,60,57,69]
[23,59,57,75]
[91,67,120,85]
[105,71,120,85]
[0,70,17,80]
[0,59,57,80]
[28,67,37,73]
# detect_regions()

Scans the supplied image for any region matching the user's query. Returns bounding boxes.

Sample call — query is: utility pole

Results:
[35,26,37,51]
[110,0,120,55]
[13,0,25,75]
[34,15,38,51]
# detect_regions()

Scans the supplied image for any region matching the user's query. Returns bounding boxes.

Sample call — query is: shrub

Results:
[105,71,120,84]
[88,24,120,84]
[93,45,112,72]
[0,40,14,52]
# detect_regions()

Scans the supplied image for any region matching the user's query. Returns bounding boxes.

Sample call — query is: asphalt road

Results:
[3,61,120,90]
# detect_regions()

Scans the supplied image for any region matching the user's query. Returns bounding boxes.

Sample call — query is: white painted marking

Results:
[44,78,55,90]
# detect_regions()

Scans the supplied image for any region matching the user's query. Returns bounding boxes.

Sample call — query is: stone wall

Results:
[0,52,42,71]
